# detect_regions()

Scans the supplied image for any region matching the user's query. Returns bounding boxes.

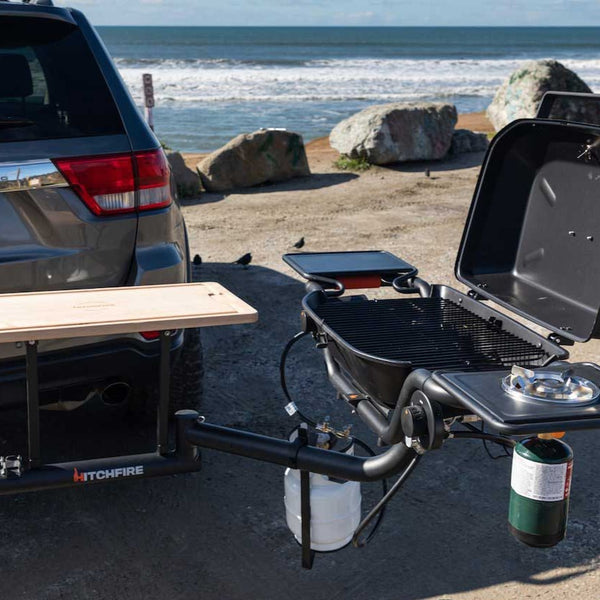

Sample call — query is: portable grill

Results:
[275,91,600,556]
[151,90,600,560]
[284,91,600,437]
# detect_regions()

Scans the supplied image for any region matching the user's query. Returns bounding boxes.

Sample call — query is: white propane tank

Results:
[284,438,361,552]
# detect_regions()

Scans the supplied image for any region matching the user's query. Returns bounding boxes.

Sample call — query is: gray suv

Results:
[0,1,202,412]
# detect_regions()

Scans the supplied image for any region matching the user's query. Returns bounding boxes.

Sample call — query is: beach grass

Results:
[333,155,372,172]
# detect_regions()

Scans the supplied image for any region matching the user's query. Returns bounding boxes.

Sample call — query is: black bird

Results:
[233,252,252,268]
[425,168,431,178]
[293,237,305,249]
[192,254,202,265]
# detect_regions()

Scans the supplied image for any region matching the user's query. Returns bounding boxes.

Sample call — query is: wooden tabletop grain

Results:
[0,282,258,343]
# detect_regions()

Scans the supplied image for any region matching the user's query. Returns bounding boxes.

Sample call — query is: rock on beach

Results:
[166,151,201,198]
[487,59,600,130]
[197,129,310,192]
[329,102,458,165]
[450,129,489,154]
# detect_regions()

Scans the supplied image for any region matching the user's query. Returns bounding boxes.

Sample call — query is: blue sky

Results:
[55,0,600,26]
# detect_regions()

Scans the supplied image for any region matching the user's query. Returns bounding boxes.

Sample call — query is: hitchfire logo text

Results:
[73,465,144,483]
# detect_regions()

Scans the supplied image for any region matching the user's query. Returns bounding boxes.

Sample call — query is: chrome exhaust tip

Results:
[100,381,131,407]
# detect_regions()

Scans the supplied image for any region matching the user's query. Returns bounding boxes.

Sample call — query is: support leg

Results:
[298,425,315,569]
[300,468,315,569]
[25,340,40,470]
[157,331,171,455]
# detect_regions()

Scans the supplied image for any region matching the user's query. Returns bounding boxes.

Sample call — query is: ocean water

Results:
[98,27,600,152]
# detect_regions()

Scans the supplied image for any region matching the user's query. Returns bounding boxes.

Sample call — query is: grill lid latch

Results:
[547,332,575,347]
[467,289,486,301]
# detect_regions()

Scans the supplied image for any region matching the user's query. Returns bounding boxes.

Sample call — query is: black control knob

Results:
[401,405,428,438]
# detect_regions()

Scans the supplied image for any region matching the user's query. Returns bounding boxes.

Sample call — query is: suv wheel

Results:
[170,327,204,413]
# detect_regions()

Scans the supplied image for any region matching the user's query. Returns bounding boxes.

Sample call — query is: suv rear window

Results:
[0,16,124,143]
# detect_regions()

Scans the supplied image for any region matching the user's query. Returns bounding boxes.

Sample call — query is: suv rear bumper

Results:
[0,332,183,409]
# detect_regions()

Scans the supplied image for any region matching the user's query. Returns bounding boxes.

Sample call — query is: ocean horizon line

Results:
[96,25,600,29]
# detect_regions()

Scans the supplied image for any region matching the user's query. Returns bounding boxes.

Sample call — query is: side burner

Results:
[502,365,600,404]
[433,363,600,434]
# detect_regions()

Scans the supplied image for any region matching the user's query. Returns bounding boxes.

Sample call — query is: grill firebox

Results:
[314,297,549,371]
[305,285,565,408]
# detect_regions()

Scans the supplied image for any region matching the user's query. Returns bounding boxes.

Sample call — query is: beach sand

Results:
[173,111,600,600]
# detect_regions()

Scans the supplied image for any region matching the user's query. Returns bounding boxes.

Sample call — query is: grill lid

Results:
[455,102,600,342]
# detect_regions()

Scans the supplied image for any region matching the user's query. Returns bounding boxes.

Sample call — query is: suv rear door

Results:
[0,9,137,293]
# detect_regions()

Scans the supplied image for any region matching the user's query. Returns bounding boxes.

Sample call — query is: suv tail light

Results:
[135,150,171,210]
[54,149,171,216]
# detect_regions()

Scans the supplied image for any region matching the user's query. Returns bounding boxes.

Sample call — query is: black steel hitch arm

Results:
[183,413,416,483]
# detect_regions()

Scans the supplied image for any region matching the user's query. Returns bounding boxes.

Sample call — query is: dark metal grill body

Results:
[305,285,567,408]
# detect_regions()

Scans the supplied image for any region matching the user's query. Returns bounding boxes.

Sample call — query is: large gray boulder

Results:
[487,59,599,131]
[449,129,489,155]
[197,129,310,192]
[329,102,457,165]
[166,151,201,198]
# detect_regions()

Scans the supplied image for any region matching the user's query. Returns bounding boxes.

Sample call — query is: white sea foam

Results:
[116,56,600,105]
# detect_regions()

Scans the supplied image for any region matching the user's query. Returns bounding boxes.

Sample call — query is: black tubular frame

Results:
[0,409,415,493]
[25,340,40,470]
[184,420,415,483]
[0,327,415,496]
[0,329,206,495]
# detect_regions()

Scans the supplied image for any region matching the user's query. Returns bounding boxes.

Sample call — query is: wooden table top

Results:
[0,282,258,343]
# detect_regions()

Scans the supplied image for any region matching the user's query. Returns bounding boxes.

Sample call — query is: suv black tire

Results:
[169,326,204,413]
[167,227,204,413]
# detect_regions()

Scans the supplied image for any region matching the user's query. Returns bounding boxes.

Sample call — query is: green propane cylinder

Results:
[508,436,573,548]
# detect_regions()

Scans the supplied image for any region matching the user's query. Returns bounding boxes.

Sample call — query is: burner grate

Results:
[502,366,600,404]
[314,297,551,371]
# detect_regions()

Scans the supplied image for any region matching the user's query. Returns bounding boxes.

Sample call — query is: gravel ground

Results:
[0,143,599,599]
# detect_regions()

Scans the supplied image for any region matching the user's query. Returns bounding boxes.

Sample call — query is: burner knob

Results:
[401,405,428,438]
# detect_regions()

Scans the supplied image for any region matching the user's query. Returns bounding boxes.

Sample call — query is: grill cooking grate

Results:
[314,297,550,370]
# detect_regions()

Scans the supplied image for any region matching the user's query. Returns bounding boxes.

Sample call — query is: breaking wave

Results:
[116,56,600,105]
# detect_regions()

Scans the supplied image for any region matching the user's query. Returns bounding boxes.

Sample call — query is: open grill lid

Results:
[455,92,600,343]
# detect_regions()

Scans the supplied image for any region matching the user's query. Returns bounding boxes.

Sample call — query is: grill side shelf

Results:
[433,367,600,435]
